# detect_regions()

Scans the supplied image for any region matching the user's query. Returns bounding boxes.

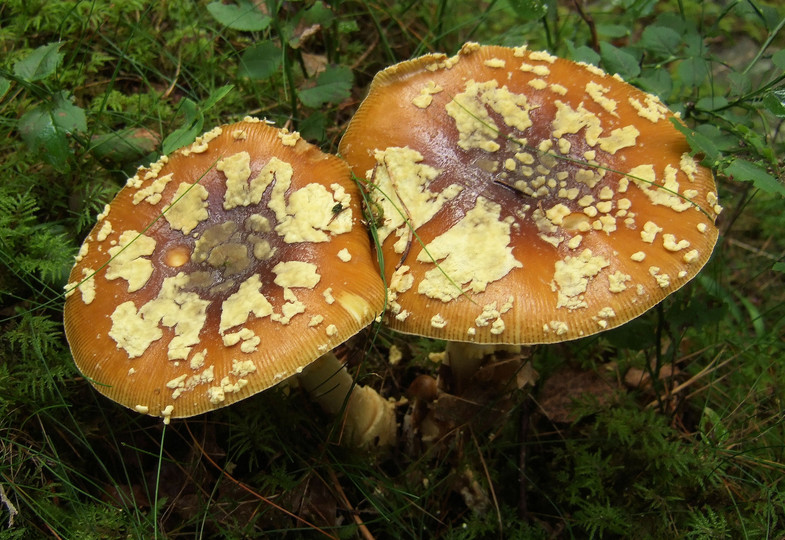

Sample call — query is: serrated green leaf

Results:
[599,41,640,79]
[683,32,705,58]
[297,65,353,108]
[640,26,681,57]
[678,57,709,87]
[723,159,785,196]
[762,90,785,118]
[19,107,66,168]
[239,41,282,80]
[570,45,601,66]
[207,1,271,31]
[727,71,751,96]
[669,119,721,163]
[637,68,672,99]
[654,12,689,35]
[18,92,85,171]
[299,111,327,143]
[773,262,785,273]
[505,0,549,20]
[0,76,10,99]
[695,124,737,153]
[51,91,87,133]
[285,2,335,48]
[300,1,334,27]
[696,96,728,111]
[13,42,64,82]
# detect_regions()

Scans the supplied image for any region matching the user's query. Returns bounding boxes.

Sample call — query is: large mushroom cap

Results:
[339,43,720,345]
[64,119,386,421]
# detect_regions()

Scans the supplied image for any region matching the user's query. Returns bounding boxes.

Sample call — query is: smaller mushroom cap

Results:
[64,118,385,420]
[339,43,720,345]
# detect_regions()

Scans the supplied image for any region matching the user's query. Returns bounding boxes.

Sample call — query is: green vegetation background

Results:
[1,0,784,538]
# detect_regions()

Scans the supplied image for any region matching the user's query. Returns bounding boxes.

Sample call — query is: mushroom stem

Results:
[445,342,522,392]
[299,352,397,449]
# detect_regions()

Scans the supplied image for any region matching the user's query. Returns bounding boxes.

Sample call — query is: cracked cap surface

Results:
[64,119,386,420]
[339,43,720,345]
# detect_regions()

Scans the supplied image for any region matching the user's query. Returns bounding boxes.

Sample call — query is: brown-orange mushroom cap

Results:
[339,43,720,345]
[64,118,386,422]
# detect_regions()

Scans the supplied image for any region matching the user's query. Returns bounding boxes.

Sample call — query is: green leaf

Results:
[772,262,785,273]
[773,49,785,71]
[695,96,728,111]
[13,42,64,82]
[337,20,359,34]
[203,84,234,110]
[570,45,601,66]
[298,111,327,143]
[505,0,549,20]
[621,0,657,18]
[160,88,230,155]
[723,159,785,196]
[727,71,751,96]
[162,98,203,155]
[300,1,334,27]
[637,68,672,99]
[18,91,86,171]
[677,57,710,87]
[297,65,353,108]
[0,76,9,99]
[735,291,765,337]
[762,90,785,118]
[207,1,271,31]
[669,119,720,163]
[239,41,282,80]
[91,128,158,164]
[734,124,776,164]
[639,26,681,57]
[285,2,335,48]
[695,124,737,153]
[51,91,87,133]
[599,41,640,79]
[654,12,690,35]
[597,24,629,38]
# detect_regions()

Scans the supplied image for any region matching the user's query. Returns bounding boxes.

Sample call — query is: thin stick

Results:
[153,423,166,540]
[326,467,376,540]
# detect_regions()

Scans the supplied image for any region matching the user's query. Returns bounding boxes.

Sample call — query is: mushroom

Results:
[64,118,393,445]
[338,43,720,378]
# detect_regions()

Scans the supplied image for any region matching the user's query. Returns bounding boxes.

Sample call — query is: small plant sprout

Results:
[63,119,392,441]
[339,43,720,381]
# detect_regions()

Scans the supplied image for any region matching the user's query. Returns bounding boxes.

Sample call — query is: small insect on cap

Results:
[339,43,720,345]
[64,119,386,422]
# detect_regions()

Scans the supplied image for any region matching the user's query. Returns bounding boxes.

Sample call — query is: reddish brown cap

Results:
[64,119,385,421]
[339,43,720,344]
